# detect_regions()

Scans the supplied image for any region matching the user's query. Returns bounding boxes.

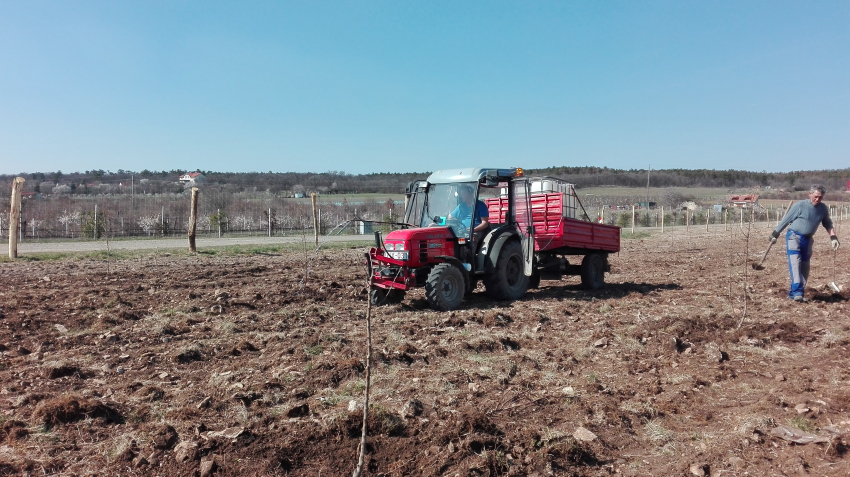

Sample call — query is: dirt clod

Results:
[31,395,121,428]
[149,424,178,449]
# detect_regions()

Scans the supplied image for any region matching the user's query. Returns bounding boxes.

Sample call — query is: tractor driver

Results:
[447,185,490,241]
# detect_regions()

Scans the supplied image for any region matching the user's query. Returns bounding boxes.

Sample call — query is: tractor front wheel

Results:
[425,263,465,311]
[370,288,405,306]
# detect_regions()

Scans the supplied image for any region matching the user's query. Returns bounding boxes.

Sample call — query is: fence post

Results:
[686,209,690,232]
[631,205,635,234]
[660,206,664,233]
[268,208,272,237]
[311,193,319,246]
[217,208,221,238]
[8,177,24,259]
[705,209,709,231]
[188,187,199,252]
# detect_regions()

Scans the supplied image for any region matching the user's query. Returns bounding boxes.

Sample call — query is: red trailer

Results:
[485,192,620,254]
[485,178,620,289]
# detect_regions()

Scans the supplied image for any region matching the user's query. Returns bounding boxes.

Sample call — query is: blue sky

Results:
[1,1,847,175]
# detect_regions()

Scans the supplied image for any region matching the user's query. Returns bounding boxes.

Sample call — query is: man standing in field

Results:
[770,185,840,302]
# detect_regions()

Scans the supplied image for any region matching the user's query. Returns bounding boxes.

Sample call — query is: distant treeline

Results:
[529,166,850,192]
[1,166,848,196]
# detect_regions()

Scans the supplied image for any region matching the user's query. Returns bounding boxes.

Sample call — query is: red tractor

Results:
[368,167,620,311]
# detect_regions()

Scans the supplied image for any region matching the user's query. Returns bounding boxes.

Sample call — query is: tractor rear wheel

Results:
[484,240,529,301]
[425,263,465,311]
[370,288,405,306]
[580,253,606,290]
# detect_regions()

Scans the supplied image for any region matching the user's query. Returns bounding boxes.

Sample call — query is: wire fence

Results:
[0,189,404,241]
[597,204,849,235]
[1,188,848,242]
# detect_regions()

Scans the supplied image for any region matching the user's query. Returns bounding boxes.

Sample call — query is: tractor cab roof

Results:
[426,167,523,185]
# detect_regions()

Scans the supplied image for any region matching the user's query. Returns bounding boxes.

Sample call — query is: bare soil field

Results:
[1,227,849,476]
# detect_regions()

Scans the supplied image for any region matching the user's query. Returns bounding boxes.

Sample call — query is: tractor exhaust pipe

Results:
[374,231,383,249]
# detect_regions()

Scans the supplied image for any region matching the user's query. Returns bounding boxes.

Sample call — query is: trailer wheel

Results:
[426,263,465,311]
[370,288,405,306]
[529,272,541,289]
[465,277,479,297]
[484,240,529,300]
[580,253,606,290]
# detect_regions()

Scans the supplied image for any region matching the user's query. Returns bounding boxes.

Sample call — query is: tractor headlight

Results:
[385,242,406,259]
[385,242,405,251]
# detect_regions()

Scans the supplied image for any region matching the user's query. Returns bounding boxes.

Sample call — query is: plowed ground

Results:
[1,227,849,476]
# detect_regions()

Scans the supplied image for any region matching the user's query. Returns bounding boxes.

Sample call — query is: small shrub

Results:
[304,345,323,356]
[643,418,673,443]
[787,415,816,433]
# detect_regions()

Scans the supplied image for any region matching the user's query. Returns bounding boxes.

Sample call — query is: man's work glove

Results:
[769,230,780,245]
[831,235,840,251]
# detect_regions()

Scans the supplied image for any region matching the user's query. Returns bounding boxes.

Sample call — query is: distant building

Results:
[179,172,205,185]
[729,194,759,208]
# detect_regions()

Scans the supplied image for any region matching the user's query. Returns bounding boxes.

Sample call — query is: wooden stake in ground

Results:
[311,193,319,246]
[353,254,375,477]
[188,187,199,252]
[631,205,635,234]
[8,177,24,259]
[660,206,664,233]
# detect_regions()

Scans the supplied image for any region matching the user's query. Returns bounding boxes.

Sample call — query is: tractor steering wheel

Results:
[445,217,468,237]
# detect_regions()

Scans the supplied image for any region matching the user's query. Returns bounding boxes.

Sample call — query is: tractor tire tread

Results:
[425,263,465,311]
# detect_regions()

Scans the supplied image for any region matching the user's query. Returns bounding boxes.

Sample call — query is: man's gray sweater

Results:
[774,200,833,237]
